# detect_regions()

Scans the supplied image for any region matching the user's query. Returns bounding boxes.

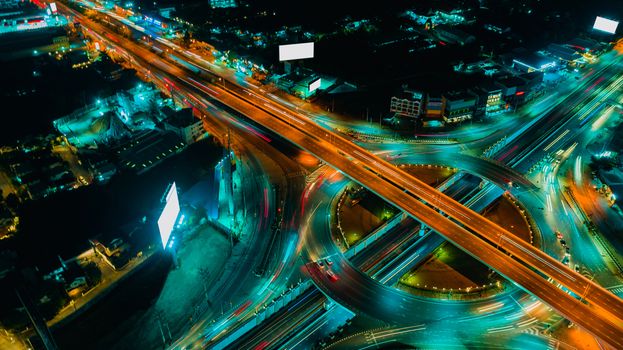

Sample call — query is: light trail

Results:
[63,6,623,345]
[501,235,576,282]
[543,129,570,152]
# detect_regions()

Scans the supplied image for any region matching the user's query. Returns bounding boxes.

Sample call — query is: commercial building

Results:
[471,82,504,117]
[424,94,443,118]
[545,43,584,66]
[0,0,18,9]
[496,75,536,108]
[441,91,477,124]
[512,52,557,73]
[434,25,475,45]
[567,37,606,56]
[91,238,131,270]
[390,88,423,118]
[210,0,237,8]
[116,130,185,174]
[161,107,206,145]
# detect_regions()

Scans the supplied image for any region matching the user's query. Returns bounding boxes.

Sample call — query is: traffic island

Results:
[334,165,455,248]
[397,195,535,300]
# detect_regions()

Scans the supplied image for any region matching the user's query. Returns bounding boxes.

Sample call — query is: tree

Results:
[5,193,20,212]
[182,28,193,48]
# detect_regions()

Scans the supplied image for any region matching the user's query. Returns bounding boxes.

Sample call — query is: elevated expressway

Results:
[58,3,623,346]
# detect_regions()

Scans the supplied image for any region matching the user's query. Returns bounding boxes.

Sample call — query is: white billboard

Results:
[308,78,321,92]
[593,16,619,34]
[158,182,180,249]
[49,2,58,14]
[279,42,314,61]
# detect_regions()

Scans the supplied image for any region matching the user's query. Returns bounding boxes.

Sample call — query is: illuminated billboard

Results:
[279,42,314,61]
[158,182,180,249]
[308,78,321,93]
[49,2,58,14]
[593,16,619,34]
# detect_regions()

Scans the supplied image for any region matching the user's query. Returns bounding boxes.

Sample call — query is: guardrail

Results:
[208,280,313,350]
[343,171,463,259]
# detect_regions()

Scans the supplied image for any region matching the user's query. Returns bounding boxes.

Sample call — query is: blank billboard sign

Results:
[158,182,180,249]
[593,16,619,34]
[308,78,321,92]
[279,42,314,61]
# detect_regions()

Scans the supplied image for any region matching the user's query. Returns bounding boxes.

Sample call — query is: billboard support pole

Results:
[170,246,179,269]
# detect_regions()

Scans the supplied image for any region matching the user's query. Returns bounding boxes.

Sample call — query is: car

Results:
[317,260,324,268]
[574,264,580,273]
[560,239,566,246]
[325,257,333,266]
[326,270,339,282]
[555,231,564,240]
[78,175,88,185]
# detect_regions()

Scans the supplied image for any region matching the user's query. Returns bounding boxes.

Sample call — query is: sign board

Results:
[279,42,314,61]
[593,16,618,34]
[158,182,180,249]
[308,78,321,93]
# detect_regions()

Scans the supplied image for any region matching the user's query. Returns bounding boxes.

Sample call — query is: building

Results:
[161,107,205,144]
[567,37,606,56]
[0,204,17,239]
[91,238,131,271]
[512,52,557,73]
[91,160,117,183]
[390,88,423,118]
[0,0,18,9]
[496,75,529,108]
[546,43,583,66]
[116,130,185,174]
[471,81,504,117]
[434,25,475,45]
[441,91,477,124]
[424,94,443,118]
[210,0,237,9]
[52,35,69,52]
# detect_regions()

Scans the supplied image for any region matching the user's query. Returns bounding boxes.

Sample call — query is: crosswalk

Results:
[305,166,329,184]
[547,337,560,350]
[521,313,563,336]
[608,285,623,295]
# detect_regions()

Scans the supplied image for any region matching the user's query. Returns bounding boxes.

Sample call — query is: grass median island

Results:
[399,195,533,298]
[337,186,393,247]
[402,164,457,188]
[336,166,456,247]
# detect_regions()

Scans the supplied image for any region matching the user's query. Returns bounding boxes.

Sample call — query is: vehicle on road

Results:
[326,270,339,282]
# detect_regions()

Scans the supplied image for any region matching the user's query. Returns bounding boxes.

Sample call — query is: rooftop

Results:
[117,130,185,172]
[163,107,197,128]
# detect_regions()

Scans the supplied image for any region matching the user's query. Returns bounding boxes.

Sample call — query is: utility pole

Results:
[15,288,58,350]
[155,310,170,345]
[199,267,211,301]
[224,128,235,251]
